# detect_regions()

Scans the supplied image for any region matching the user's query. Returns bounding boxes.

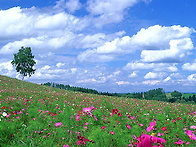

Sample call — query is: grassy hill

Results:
[0,75,196,146]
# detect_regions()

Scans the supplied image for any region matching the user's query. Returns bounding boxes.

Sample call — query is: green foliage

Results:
[11,46,36,80]
[171,90,182,98]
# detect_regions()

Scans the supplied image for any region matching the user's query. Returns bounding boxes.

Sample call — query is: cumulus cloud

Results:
[144,72,167,79]
[116,81,130,85]
[128,71,138,78]
[54,0,82,13]
[163,76,171,82]
[141,38,193,62]
[86,0,150,27]
[123,61,178,72]
[78,25,194,63]
[187,74,196,82]
[142,80,160,85]
[0,6,89,41]
[0,60,15,77]
[182,62,196,71]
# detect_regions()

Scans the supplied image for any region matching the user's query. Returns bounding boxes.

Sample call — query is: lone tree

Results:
[11,46,36,80]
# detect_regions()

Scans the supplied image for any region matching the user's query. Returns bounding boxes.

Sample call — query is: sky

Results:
[0,0,196,93]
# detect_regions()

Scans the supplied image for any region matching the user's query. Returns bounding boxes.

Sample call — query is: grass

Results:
[0,75,196,146]
[182,93,196,98]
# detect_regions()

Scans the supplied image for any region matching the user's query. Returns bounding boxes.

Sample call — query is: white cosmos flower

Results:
[2,112,7,117]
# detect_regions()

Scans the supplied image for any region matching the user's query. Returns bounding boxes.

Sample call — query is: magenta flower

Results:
[174,139,184,145]
[55,122,62,127]
[118,113,122,117]
[83,107,92,113]
[63,145,69,147]
[126,124,131,130]
[77,136,89,146]
[137,134,166,147]
[190,125,196,129]
[110,131,115,135]
[137,134,152,147]
[147,120,156,132]
[186,130,196,140]
[76,114,80,121]
[112,108,118,114]
[151,136,166,144]
[101,126,106,129]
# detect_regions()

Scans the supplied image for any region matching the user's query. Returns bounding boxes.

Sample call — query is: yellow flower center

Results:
[189,135,192,138]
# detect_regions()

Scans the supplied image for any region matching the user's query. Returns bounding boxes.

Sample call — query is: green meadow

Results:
[0,75,196,147]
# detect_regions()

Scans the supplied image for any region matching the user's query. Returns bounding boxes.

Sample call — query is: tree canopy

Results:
[11,46,36,80]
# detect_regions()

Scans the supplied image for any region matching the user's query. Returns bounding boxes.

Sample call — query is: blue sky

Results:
[0,0,196,93]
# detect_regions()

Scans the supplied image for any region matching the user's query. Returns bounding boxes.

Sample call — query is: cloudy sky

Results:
[0,0,196,93]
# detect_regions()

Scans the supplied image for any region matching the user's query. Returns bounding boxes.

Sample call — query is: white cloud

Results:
[56,62,65,68]
[187,74,196,82]
[0,61,14,77]
[116,81,130,85]
[123,61,178,72]
[182,62,196,71]
[77,49,115,62]
[86,0,150,27]
[65,0,82,13]
[41,65,50,70]
[131,25,194,49]
[77,25,194,63]
[86,0,137,15]
[144,72,167,79]
[142,80,160,85]
[163,76,171,82]
[128,71,138,78]
[77,77,106,84]
[141,38,193,62]
[0,6,89,42]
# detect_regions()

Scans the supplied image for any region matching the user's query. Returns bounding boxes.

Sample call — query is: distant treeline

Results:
[42,82,196,104]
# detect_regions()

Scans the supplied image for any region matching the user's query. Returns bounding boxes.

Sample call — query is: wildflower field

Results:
[0,75,196,147]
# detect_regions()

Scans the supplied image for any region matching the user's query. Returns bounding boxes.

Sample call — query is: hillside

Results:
[0,75,196,146]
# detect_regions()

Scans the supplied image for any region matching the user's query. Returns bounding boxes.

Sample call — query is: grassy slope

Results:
[0,75,196,146]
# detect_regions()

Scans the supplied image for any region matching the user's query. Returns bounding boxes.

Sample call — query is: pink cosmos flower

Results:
[174,140,184,145]
[186,130,196,140]
[190,125,196,129]
[76,114,80,121]
[147,120,156,132]
[139,124,143,127]
[137,134,152,147]
[77,136,89,146]
[126,124,131,130]
[55,122,62,127]
[84,122,88,125]
[186,142,190,145]
[63,145,69,147]
[137,134,166,147]
[101,126,106,129]
[110,131,115,135]
[112,108,118,114]
[151,136,166,144]
[83,107,92,113]
[118,113,122,117]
